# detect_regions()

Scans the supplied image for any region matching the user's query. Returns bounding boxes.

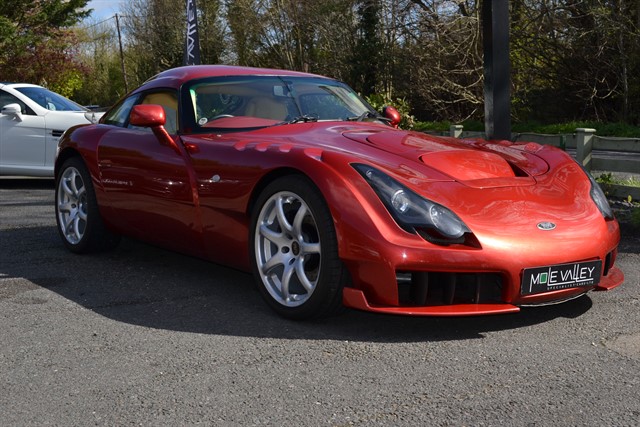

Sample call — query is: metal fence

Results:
[437,125,640,176]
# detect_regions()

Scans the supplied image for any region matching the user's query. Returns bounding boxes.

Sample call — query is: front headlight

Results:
[353,164,471,244]
[588,173,614,219]
[576,162,614,220]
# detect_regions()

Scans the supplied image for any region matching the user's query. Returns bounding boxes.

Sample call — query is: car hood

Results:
[341,129,549,188]
[43,110,104,128]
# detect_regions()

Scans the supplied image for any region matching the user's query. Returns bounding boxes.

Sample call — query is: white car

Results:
[0,83,102,177]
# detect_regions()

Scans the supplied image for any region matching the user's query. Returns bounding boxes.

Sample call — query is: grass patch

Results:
[597,173,640,188]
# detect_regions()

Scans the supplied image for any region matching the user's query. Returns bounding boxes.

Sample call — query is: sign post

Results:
[482,0,511,140]
[183,0,201,66]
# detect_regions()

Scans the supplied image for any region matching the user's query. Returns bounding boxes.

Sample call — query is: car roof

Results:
[137,65,328,92]
[1,83,43,89]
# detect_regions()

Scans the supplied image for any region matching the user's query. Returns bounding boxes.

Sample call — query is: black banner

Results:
[183,0,201,65]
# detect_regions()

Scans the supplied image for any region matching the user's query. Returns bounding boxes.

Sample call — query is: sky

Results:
[84,0,126,22]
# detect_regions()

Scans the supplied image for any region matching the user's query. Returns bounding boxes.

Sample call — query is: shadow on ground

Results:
[0,224,598,343]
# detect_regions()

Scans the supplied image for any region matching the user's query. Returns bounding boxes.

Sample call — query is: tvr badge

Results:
[537,222,556,231]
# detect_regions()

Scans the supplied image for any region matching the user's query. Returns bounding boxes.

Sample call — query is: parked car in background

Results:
[54,65,623,319]
[0,83,101,177]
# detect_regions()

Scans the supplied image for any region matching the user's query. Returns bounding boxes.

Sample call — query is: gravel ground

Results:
[1,178,639,426]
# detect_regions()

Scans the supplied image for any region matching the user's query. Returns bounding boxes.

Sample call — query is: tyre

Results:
[250,176,346,319]
[55,156,120,253]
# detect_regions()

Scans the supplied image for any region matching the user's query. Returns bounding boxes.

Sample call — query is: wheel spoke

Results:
[259,223,288,246]
[68,170,79,195]
[291,203,308,237]
[262,251,285,274]
[295,257,315,292]
[61,177,75,197]
[280,261,295,300]
[73,217,82,240]
[58,202,73,213]
[300,241,320,255]
[275,196,293,233]
[64,214,76,234]
[76,184,86,199]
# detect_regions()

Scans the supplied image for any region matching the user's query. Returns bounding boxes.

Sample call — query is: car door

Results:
[0,90,46,172]
[97,90,203,255]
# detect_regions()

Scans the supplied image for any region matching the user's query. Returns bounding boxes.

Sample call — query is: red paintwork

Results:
[343,288,521,316]
[382,106,402,128]
[130,104,165,127]
[56,65,624,316]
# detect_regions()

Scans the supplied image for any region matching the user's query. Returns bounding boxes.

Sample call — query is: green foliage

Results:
[0,0,89,93]
[365,93,415,129]
[623,176,640,188]
[49,71,83,99]
[351,0,382,96]
[42,0,640,122]
[596,172,615,186]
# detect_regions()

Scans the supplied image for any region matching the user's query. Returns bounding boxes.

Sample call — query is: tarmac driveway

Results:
[1,178,639,426]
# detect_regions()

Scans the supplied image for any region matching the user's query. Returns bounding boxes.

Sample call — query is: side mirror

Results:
[1,103,23,121]
[382,106,401,129]
[130,104,166,127]
[130,104,181,154]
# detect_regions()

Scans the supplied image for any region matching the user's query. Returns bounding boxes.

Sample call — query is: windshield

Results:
[16,86,87,112]
[183,76,377,132]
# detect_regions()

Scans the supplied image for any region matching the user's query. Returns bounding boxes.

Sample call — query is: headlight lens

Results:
[429,204,466,238]
[354,164,471,243]
[576,162,613,219]
[588,173,614,219]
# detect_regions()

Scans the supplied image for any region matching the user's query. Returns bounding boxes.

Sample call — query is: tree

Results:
[73,19,128,106]
[351,0,383,95]
[0,0,90,96]
[121,0,226,87]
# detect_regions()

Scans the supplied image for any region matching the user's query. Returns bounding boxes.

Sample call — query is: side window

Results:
[0,90,33,115]
[138,91,179,135]
[102,95,138,127]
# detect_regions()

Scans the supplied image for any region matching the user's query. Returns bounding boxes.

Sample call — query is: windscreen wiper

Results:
[346,111,390,122]
[281,115,319,125]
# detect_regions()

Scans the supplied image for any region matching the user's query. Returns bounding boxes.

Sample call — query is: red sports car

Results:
[54,65,624,319]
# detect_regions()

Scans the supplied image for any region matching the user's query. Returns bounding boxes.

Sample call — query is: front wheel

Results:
[250,176,346,319]
[55,157,120,253]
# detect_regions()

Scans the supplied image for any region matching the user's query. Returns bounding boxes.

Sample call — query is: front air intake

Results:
[397,271,504,306]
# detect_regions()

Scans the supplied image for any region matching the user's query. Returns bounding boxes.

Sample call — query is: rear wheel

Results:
[55,157,120,253]
[250,176,345,319]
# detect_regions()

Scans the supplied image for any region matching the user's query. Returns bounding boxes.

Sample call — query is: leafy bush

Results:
[366,94,415,129]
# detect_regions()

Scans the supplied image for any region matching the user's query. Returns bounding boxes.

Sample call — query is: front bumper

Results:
[338,214,624,316]
[342,265,623,316]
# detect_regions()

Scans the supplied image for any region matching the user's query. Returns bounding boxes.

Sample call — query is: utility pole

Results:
[115,13,129,93]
